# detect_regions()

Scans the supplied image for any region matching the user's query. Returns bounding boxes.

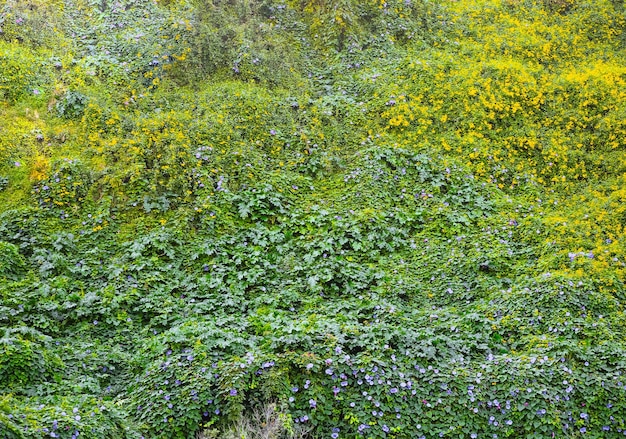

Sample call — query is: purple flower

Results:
[230,389,237,396]
[270,129,277,135]
[390,388,398,394]
[309,399,317,408]
[382,425,390,433]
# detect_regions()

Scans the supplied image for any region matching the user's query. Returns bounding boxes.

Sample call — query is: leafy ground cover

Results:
[2,0,626,437]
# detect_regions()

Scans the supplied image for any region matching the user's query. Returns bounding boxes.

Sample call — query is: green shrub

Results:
[0,241,24,280]
[0,327,62,390]
[0,0,65,48]
[0,41,46,102]
[56,90,88,120]
[32,159,94,211]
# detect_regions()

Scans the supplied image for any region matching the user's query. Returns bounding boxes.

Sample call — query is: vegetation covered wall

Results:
[1,0,626,437]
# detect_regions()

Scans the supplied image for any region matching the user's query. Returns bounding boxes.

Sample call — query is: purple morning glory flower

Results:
[309,399,317,408]
[382,425,390,433]
[230,389,237,396]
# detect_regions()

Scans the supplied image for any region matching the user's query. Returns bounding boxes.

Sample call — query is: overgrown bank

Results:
[2,0,626,437]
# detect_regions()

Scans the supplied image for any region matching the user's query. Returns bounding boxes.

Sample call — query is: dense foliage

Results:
[2,0,626,437]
